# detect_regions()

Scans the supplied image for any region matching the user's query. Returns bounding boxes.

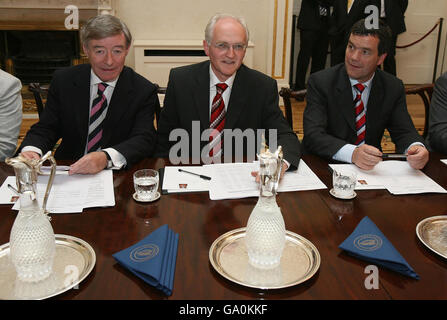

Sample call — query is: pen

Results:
[382,154,407,159]
[178,169,211,180]
[7,184,19,195]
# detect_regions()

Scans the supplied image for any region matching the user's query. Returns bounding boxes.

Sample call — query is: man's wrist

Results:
[102,150,113,169]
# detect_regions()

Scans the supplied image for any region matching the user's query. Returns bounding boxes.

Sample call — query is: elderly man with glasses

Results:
[155,13,301,172]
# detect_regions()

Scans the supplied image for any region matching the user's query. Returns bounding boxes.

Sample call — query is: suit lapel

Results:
[336,67,356,132]
[102,67,131,146]
[365,72,384,141]
[190,61,211,131]
[73,66,91,148]
[225,65,247,129]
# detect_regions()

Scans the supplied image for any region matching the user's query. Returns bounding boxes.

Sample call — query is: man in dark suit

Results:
[19,14,158,175]
[303,19,428,170]
[376,0,408,75]
[330,0,371,66]
[155,13,301,171]
[294,0,333,90]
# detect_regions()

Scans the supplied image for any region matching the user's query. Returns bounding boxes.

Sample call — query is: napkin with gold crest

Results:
[113,224,179,295]
[339,216,419,279]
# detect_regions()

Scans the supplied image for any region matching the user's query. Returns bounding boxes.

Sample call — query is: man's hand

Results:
[69,151,108,175]
[20,151,41,160]
[407,145,429,169]
[351,144,382,170]
[251,161,288,183]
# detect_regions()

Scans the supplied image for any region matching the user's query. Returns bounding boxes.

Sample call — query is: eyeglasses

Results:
[212,42,247,52]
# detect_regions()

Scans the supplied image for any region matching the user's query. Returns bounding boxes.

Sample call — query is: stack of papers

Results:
[162,160,327,200]
[0,169,115,213]
[329,161,447,195]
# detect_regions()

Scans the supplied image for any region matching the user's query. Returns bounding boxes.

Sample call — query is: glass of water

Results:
[332,170,357,198]
[133,169,159,201]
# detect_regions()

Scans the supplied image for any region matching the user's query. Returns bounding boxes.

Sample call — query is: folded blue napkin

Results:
[113,224,179,295]
[339,216,419,279]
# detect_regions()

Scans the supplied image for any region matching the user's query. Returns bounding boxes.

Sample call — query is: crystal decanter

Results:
[6,151,57,282]
[245,146,286,269]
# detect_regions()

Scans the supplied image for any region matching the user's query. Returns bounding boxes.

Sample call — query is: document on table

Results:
[1,169,115,213]
[329,164,386,190]
[441,159,447,166]
[161,166,211,194]
[330,161,447,194]
[208,160,327,200]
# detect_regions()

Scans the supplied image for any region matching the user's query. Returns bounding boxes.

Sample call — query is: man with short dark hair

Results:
[19,14,158,174]
[303,19,428,170]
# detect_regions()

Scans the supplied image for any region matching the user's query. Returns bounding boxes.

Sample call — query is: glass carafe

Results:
[245,146,286,269]
[6,151,57,282]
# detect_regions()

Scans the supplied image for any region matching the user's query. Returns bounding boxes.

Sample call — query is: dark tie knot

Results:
[216,83,228,94]
[354,83,365,94]
[97,82,108,95]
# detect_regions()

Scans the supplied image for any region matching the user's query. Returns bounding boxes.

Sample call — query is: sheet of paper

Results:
[367,161,447,195]
[330,161,447,194]
[0,176,20,204]
[208,162,259,200]
[441,159,447,166]
[278,160,327,192]
[208,160,327,200]
[8,169,115,213]
[329,164,386,190]
[81,169,115,208]
[162,166,211,193]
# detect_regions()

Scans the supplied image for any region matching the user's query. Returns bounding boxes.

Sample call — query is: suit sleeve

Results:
[154,69,181,158]
[385,80,424,153]
[19,73,64,154]
[111,82,158,167]
[428,74,447,153]
[0,76,22,160]
[303,74,349,159]
[262,78,302,169]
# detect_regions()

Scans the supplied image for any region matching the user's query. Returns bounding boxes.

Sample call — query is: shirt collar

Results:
[209,65,236,89]
[90,69,119,88]
[349,73,374,89]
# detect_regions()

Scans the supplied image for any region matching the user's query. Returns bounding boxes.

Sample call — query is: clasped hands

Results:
[351,144,429,170]
[20,151,108,175]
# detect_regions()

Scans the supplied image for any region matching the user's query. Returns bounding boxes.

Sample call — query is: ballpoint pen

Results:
[7,184,19,195]
[178,169,211,180]
[382,154,407,159]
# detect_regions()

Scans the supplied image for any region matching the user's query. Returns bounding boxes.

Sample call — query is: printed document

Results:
[0,169,115,213]
[330,161,447,194]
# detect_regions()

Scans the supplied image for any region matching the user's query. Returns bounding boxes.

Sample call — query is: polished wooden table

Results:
[1,154,446,300]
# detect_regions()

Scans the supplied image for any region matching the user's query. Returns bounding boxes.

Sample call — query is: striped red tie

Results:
[354,83,366,145]
[209,83,228,157]
[87,83,108,152]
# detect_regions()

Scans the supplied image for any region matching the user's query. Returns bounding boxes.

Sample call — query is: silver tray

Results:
[416,215,447,259]
[209,228,320,290]
[0,234,96,300]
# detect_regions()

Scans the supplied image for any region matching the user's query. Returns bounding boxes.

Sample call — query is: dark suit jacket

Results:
[381,0,408,35]
[20,64,158,167]
[303,63,423,159]
[298,0,333,31]
[155,61,301,168]
[329,0,370,37]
